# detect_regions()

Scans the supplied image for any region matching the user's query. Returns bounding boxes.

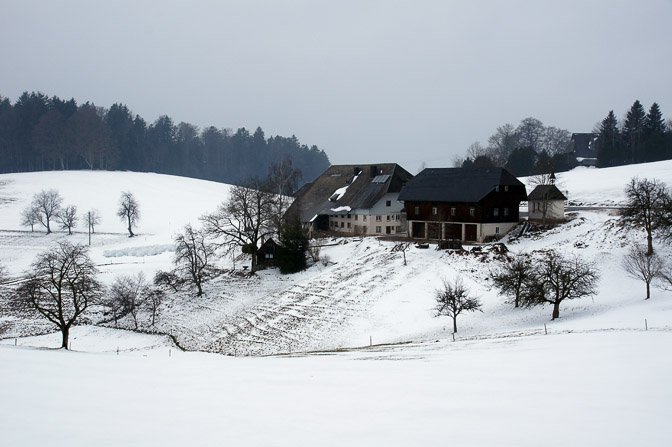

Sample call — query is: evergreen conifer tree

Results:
[643,102,669,161]
[276,212,309,274]
[596,110,623,167]
[623,100,647,163]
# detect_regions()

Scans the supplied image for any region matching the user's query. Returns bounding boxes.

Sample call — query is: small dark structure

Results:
[565,133,598,166]
[256,238,278,268]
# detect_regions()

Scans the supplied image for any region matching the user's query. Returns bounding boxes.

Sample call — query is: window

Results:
[493,208,499,217]
[396,214,400,221]
[469,206,475,217]
[504,207,509,217]
[495,226,500,234]
[355,214,358,221]
[386,226,392,234]
[376,226,381,233]
[340,222,344,228]
[504,185,509,192]
[376,215,382,222]
[451,206,456,216]
[495,185,500,192]
[347,222,351,228]
[396,226,401,232]
[363,215,367,221]
[387,215,391,221]
[432,206,438,215]
[347,214,351,219]
[386,200,391,207]
[414,206,420,215]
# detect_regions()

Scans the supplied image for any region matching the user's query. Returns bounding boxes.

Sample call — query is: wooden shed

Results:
[256,238,278,268]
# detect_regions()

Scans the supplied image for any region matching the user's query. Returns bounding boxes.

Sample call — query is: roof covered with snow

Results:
[287,163,413,222]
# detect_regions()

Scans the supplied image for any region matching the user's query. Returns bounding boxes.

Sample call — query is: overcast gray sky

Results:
[2,0,671,171]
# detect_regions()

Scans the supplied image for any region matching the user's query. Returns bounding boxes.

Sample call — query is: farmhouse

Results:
[566,132,598,166]
[398,167,527,242]
[527,184,567,223]
[286,163,413,236]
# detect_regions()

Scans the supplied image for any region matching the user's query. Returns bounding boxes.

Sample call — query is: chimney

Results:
[370,165,378,178]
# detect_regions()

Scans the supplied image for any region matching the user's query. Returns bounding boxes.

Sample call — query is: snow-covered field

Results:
[1,162,672,445]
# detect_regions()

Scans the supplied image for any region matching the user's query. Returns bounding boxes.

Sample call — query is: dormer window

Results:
[495,185,500,192]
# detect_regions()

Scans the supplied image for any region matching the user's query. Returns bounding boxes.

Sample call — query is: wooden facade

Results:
[399,168,527,242]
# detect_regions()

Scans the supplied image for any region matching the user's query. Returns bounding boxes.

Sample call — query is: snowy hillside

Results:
[1,163,672,445]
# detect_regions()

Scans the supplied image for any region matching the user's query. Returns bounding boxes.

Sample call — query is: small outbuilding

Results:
[527,185,567,223]
[256,238,279,268]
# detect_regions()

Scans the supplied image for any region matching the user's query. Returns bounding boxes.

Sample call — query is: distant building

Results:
[566,133,598,166]
[286,163,413,236]
[527,185,567,223]
[398,167,527,242]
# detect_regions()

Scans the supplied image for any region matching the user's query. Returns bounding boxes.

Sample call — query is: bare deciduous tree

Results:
[15,242,102,349]
[174,224,216,296]
[117,191,140,237]
[84,209,101,233]
[56,204,78,235]
[392,241,411,266]
[516,117,545,152]
[487,124,519,166]
[201,180,276,272]
[145,289,164,327]
[31,189,63,234]
[522,251,599,320]
[492,252,533,308]
[21,205,40,232]
[107,272,149,329]
[154,270,185,293]
[621,177,671,255]
[622,244,664,299]
[434,277,482,333]
[308,240,321,263]
[268,158,301,232]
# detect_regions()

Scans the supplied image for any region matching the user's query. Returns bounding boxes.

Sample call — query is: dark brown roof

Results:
[398,167,526,203]
[527,184,567,201]
[287,163,413,222]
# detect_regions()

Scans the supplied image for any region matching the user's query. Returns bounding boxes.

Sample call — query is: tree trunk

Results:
[551,301,560,320]
[61,326,69,349]
[647,234,653,256]
[646,281,650,300]
[452,316,458,333]
[127,216,134,237]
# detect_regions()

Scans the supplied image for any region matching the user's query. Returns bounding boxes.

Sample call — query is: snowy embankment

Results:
[1,163,672,445]
[1,330,670,446]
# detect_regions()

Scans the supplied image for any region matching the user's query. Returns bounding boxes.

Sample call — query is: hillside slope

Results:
[2,162,672,354]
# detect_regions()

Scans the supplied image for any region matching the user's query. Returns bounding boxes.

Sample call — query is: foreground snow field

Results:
[1,330,670,446]
[1,163,672,445]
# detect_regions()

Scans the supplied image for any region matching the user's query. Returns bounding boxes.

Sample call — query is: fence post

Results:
[645,319,648,331]
[544,324,547,335]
